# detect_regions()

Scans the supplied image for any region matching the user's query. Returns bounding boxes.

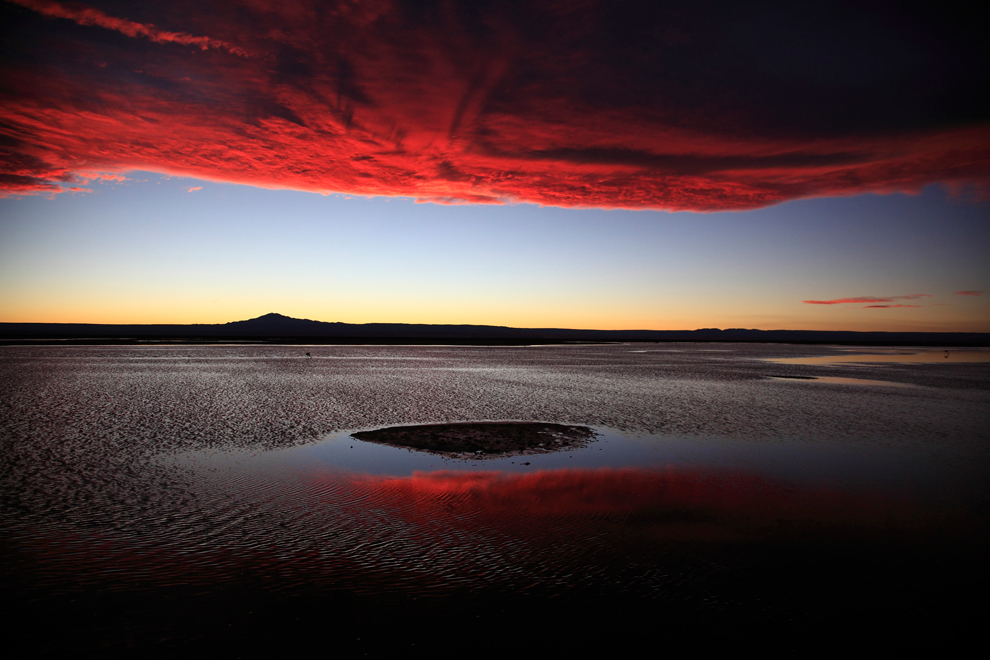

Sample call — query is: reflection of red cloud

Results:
[2,1,988,208]
[337,467,909,539]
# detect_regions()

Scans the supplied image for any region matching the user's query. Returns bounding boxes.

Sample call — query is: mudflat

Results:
[351,421,597,458]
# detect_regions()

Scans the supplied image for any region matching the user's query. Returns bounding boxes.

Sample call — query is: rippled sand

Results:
[1,344,987,655]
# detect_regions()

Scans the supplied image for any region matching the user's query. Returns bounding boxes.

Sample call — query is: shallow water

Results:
[1,343,988,655]
[768,347,990,364]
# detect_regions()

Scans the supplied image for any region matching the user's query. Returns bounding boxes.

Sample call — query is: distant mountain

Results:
[223,312,346,334]
[1,313,987,346]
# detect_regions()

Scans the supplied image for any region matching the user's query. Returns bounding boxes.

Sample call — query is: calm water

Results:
[1,344,988,656]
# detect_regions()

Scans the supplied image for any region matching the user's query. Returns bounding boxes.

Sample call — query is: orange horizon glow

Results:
[1,304,987,333]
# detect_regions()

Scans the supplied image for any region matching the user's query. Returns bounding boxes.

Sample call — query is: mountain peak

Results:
[227,312,321,326]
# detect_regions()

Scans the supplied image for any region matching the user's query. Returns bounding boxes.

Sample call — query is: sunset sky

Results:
[1,0,988,331]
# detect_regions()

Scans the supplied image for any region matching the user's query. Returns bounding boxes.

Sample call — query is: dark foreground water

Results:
[2,344,988,657]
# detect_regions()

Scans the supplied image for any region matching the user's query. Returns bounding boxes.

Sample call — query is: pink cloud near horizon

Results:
[954,290,984,296]
[863,304,921,308]
[2,1,988,209]
[803,294,932,305]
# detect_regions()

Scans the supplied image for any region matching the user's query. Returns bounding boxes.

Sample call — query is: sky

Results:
[1,0,988,331]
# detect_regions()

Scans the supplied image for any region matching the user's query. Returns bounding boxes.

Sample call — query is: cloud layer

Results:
[2,0,988,209]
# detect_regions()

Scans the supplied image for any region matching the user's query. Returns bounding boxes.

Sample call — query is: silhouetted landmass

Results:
[1,312,987,346]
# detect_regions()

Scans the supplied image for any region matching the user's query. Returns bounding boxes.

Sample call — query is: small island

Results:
[351,422,597,459]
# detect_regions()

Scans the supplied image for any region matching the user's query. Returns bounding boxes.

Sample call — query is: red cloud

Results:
[803,294,931,305]
[8,0,248,56]
[187,186,202,192]
[862,304,921,308]
[76,172,128,183]
[955,290,984,296]
[2,1,988,209]
[805,297,899,305]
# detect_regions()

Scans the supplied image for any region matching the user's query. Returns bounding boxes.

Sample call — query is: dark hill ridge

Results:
[1,313,987,346]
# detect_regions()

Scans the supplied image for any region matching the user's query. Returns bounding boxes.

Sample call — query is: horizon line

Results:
[1,312,988,337]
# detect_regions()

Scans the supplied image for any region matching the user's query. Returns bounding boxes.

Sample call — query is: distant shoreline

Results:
[1,313,987,347]
[4,337,990,347]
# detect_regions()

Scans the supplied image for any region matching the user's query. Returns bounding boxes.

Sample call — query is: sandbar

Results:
[351,421,597,459]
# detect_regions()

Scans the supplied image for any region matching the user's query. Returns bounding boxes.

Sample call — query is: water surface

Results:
[1,343,987,655]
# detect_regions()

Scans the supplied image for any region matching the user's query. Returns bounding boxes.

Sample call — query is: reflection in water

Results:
[5,452,983,656]
[336,465,941,541]
[769,375,918,388]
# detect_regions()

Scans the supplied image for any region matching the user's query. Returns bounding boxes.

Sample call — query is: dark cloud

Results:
[2,0,988,208]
